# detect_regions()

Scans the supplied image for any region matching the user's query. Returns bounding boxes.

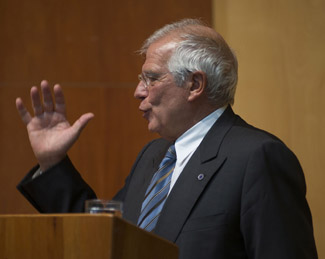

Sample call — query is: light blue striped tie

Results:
[137,145,176,231]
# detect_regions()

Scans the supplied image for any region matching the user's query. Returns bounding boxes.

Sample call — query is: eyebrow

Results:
[143,71,162,78]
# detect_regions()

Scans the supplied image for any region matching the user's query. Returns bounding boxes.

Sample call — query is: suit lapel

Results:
[153,106,237,242]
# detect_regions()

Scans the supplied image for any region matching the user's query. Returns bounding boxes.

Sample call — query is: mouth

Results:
[139,107,150,120]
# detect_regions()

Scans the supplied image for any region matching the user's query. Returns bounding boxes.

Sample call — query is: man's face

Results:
[134,39,191,141]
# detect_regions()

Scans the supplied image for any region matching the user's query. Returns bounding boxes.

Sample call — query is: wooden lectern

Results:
[0,214,178,259]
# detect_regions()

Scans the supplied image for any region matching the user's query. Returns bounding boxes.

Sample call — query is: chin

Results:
[147,122,159,134]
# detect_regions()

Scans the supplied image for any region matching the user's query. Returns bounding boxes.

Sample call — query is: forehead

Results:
[142,39,178,72]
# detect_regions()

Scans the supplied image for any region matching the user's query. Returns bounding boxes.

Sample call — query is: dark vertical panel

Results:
[0,0,211,213]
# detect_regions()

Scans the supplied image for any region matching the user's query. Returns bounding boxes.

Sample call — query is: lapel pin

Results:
[197,173,205,181]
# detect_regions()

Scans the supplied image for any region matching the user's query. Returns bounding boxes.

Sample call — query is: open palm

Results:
[16,80,94,171]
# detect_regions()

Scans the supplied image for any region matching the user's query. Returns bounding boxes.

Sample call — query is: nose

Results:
[134,81,148,99]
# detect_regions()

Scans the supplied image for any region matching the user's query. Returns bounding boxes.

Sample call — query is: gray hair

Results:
[140,18,238,106]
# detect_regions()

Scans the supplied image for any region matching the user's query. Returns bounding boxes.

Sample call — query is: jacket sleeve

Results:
[17,156,96,213]
[17,139,161,214]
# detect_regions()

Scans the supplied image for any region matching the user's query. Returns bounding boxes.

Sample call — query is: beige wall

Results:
[213,0,324,256]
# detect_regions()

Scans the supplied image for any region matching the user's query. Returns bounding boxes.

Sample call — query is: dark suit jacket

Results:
[17,106,318,259]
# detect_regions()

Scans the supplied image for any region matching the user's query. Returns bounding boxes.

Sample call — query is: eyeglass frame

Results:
[138,71,170,89]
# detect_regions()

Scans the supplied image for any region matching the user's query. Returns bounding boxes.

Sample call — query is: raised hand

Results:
[16,80,94,171]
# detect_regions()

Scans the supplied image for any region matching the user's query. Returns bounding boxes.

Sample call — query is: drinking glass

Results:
[85,199,123,217]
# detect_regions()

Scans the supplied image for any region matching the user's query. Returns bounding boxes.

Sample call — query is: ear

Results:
[187,71,207,102]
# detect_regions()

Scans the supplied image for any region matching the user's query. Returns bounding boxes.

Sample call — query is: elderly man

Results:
[16,19,317,259]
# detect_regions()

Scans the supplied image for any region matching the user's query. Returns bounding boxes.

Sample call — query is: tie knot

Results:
[166,145,176,160]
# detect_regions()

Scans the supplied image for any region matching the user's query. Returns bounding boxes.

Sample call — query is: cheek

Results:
[147,89,164,106]
[147,84,189,114]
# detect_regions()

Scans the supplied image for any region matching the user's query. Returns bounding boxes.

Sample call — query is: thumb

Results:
[71,112,95,137]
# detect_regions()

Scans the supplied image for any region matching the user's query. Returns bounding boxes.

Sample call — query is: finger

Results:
[16,97,32,125]
[41,80,54,112]
[30,86,43,116]
[71,113,94,137]
[53,84,66,114]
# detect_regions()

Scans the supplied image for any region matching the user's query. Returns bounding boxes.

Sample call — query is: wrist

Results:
[38,155,66,172]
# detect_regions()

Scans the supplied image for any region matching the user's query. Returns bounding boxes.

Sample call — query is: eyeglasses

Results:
[138,72,169,89]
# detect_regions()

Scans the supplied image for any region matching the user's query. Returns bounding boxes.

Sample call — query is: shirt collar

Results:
[174,106,227,163]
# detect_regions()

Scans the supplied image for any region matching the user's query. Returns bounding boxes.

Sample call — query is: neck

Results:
[163,103,223,142]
